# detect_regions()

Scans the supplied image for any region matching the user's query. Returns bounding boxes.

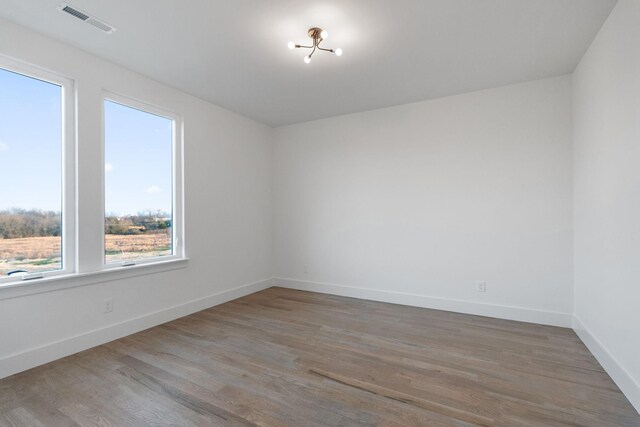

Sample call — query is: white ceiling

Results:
[0,0,617,126]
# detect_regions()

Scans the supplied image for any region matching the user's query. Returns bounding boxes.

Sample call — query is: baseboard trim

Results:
[274,277,572,327]
[0,277,273,380]
[573,316,640,413]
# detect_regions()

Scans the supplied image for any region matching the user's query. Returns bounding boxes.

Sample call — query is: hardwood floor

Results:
[1,287,638,426]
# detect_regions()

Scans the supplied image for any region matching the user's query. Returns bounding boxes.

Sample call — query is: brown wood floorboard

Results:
[0,287,638,426]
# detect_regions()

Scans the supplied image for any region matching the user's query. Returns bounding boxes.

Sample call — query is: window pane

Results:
[104,100,173,263]
[0,68,63,277]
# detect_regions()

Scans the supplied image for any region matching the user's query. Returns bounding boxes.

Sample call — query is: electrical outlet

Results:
[477,281,487,292]
[103,298,114,313]
[303,264,308,275]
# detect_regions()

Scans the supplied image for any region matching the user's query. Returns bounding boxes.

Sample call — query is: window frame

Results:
[100,91,185,270]
[0,56,76,285]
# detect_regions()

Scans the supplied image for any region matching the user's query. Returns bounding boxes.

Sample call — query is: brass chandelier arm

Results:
[308,44,318,58]
[317,47,335,53]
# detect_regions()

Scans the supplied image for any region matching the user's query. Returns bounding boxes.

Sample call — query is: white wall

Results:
[0,19,273,378]
[274,75,574,326]
[572,0,640,411]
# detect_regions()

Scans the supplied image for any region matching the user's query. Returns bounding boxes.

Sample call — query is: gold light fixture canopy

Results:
[288,27,343,63]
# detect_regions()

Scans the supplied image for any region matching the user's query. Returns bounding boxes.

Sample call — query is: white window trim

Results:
[0,258,188,301]
[0,55,77,286]
[101,91,185,271]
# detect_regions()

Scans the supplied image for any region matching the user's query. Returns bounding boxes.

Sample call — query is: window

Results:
[0,56,183,291]
[103,96,182,265]
[0,60,74,281]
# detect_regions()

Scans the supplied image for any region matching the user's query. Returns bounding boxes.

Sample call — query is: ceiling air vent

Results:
[57,3,116,34]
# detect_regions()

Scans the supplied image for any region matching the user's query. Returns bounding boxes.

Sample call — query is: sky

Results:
[104,99,172,216]
[0,67,61,212]
[0,67,172,216]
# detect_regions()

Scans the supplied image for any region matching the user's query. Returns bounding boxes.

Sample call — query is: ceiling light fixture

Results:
[288,27,342,64]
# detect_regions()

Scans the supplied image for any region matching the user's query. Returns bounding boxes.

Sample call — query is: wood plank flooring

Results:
[1,287,638,426]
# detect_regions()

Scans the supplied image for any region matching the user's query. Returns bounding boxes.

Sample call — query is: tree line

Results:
[105,211,171,235]
[0,209,170,239]
[0,209,60,239]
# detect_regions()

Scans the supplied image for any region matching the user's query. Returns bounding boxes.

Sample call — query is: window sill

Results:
[0,258,189,301]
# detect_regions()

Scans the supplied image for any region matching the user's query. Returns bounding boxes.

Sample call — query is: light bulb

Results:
[304,55,311,64]
[320,30,328,39]
[288,41,295,50]
[335,48,343,57]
